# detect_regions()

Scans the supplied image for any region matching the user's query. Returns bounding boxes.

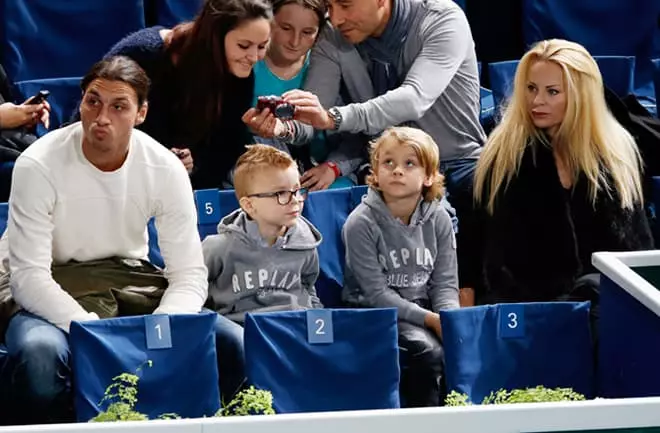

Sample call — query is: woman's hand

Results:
[242,107,286,139]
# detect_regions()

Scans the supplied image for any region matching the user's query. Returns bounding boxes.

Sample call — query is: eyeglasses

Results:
[247,188,309,205]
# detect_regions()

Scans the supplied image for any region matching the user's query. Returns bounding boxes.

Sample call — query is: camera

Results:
[256,95,295,120]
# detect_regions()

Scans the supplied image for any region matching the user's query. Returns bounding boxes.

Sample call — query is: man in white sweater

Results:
[2,57,243,423]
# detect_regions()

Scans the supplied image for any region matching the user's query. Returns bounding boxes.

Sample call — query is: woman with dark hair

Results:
[103,0,272,189]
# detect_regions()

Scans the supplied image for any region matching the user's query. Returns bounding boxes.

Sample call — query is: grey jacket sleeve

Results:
[428,208,460,312]
[343,214,430,326]
[337,7,472,135]
[302,249,323,308]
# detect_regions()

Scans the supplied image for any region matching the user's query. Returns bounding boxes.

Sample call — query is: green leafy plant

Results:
[216,386,276,416]
[91,362,275,422]
[445,386,586,407]
[90,361,153,422]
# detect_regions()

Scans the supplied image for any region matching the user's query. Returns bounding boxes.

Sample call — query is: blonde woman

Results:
[470,39,653,305]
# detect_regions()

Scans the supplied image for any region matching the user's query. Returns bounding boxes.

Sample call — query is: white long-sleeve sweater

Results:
[6,122,208,331]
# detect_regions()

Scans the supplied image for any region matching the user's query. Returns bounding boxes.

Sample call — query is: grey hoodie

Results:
[203,210,323,323]
[342,188,459,326]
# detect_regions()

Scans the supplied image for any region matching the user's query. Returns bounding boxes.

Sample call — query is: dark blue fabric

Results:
[598,276,660,398]
[69,312,220,421]
[14,77,82,135]
[440,302,595,403]
[521,0,660,101]
[153,0,204,27]
[489,56,636,112]
[244,308,400,413]
[0,201,7,234]
[2,1,145,81]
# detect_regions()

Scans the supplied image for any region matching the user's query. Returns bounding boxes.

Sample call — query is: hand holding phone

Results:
[27,90,50,106]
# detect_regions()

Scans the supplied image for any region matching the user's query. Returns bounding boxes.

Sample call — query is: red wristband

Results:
[324,161,341,179]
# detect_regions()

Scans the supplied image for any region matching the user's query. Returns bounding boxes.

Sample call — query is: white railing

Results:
[3,397,660,433]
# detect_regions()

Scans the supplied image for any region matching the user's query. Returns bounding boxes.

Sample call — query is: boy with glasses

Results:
[202,144,323,328]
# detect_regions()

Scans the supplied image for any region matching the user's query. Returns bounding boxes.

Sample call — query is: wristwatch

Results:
[327,107,342,131]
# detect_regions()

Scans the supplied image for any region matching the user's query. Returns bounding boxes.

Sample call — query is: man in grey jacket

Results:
[277,0,484,298]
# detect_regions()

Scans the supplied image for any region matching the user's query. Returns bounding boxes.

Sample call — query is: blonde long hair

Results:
[474,39,643,214]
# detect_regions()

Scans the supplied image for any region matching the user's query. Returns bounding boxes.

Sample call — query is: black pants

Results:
[398,321,445,407]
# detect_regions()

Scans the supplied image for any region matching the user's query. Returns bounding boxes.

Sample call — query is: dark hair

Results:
[271,0,326,30]
[80,56,150,106]
[167,0,273,140]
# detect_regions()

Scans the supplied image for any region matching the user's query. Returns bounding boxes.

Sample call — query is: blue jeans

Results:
[212,313,246,404]
[5,311,73,424]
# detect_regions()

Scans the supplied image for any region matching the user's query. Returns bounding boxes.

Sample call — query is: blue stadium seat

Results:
[70,312,220,421]
[1,1,145,81]
[489,56,636,113]
[153,0,204,27]
[244,308,400,413]
[598,274,660,398]
[302,188,355,307]
[521,0,659,111]
[0,202,7,234]
[440,302,595,403]
[477,61,496,129]
[146,218,163,269]
[487,60,519,112]
[194,189,239,240]
[13,77,82,134]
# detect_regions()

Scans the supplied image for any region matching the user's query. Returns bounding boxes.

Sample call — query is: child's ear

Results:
[423,174,435,188]
[239,197,255,218]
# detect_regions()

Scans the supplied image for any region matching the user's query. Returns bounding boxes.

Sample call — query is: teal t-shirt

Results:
[251,56,309,106]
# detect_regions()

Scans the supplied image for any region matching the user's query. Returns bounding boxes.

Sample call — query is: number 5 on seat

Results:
[307,310,333,344]
[194,189,221,225]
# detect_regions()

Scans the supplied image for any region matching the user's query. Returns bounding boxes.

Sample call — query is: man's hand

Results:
[282,90,334,130]
[424,312,443,339]
[0,99,51,130]
[171,148,194,174]
[242,107,286,139]
[301,163,337,191]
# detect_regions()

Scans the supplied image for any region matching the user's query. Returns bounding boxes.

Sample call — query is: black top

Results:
[105,26,254,189]
[467,141,654,303]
